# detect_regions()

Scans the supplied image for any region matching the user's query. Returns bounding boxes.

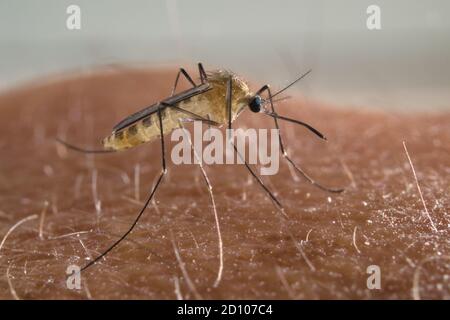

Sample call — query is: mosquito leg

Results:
[198,63,208,84]
[205,114,212,142]
[257,85,344,193]
[171,68,197,97]
[167,104,220,127]
[80,107,168,272]
[55,138,116,154]
[225,77,287,216]
[178,119,223,288]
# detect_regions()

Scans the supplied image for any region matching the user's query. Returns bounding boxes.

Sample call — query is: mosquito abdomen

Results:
[103,108,181,150]
[102,74,250,151]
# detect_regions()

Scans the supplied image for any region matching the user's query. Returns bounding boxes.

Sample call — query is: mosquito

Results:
[57,62,344,275]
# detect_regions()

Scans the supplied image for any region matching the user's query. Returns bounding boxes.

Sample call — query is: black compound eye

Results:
[249,95,262,113]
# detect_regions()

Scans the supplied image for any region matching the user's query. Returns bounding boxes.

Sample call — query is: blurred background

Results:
[0,0,449,111]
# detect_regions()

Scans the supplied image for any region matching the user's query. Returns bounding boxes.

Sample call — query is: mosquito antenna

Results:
[271,69,312,99]
[263,111,326,140]
[56,138,116,154]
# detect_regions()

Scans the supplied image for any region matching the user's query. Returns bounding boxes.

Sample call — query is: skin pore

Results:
[0,67,448,299]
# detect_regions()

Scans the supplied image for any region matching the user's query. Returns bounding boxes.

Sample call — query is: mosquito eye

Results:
[249,95,262,113]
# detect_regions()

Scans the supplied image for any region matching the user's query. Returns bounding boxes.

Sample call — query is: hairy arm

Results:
[0,67,448,299]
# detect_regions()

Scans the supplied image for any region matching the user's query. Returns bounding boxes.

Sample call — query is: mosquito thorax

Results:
[249,95,262,113]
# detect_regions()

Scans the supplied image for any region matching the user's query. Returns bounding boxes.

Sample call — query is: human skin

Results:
[0,67,448,299]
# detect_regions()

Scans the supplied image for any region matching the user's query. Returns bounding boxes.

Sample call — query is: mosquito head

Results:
[248,95,263,113]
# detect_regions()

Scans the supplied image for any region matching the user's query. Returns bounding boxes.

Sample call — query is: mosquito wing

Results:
[112,83,212,133]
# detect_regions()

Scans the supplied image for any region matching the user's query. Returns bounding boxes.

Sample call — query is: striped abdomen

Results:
[102,74,251,151]
[103,106,180,151]
[102,92,223,151]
